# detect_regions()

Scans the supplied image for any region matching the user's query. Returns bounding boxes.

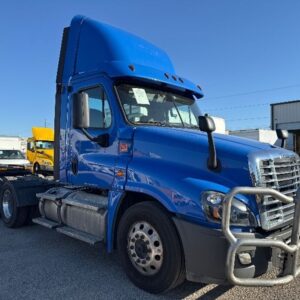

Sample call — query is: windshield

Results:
[116,84,199,128]
[36,141,54,149]
[0,150,25,160]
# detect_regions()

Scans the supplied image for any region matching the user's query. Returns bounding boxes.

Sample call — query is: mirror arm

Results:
[207,132,218,169]
[198,114,220,171]
[81,128,109,148]
[81,128,94,140]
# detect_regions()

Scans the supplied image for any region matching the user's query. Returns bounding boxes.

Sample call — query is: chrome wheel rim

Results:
[127,221,163,276]
[2,189,13,219]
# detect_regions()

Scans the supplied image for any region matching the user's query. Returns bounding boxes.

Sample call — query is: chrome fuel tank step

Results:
[56,226,102,245]
[32,217,61,229]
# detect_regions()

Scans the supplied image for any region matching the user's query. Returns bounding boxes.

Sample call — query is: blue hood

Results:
[132,126,290,188]
[126,126,297,224]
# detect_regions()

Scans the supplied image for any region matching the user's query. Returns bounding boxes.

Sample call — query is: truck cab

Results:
[1,15,300,294]
[27,127,54,174]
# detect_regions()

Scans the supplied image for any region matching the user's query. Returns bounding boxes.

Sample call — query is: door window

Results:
[27,141,34,151]
[81,86,112,129]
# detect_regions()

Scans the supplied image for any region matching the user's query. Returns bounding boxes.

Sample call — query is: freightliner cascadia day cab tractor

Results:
[1,16,300,294]
[27,127,55,174]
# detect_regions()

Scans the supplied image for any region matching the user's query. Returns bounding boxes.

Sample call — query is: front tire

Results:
[117,201,185,294]
[33,163,40,174]
[0,182,28,228]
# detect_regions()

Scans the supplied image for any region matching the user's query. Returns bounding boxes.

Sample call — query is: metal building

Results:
[271,100,300,153]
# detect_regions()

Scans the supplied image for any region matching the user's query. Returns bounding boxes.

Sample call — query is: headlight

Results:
[42,160,52,166]
[201,191,257,227]
[24,163,32,169]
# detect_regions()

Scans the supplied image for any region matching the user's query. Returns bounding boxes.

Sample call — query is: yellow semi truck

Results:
[27,127,54,174]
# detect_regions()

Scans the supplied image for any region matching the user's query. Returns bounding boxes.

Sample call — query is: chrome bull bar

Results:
[222,187,300,286]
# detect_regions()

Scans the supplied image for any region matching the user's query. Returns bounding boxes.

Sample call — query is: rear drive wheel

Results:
[0,182,28,228]
[117,201,185,294]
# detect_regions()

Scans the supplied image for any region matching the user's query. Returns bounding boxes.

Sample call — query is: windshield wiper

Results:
[187,124,199,129]
[168,96,185,128]
[168,123,198,129]
[136,120,167,127]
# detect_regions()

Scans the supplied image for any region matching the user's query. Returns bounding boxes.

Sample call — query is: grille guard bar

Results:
[222,187,300,286]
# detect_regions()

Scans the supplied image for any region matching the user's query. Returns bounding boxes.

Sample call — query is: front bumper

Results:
[0,164,31,176]
[222,187,300,286]
[174,187,300,286]
[40,165,54,172]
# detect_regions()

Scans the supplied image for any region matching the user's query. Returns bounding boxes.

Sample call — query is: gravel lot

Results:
[0,221,299,300]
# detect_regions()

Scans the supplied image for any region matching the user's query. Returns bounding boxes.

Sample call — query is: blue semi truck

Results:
[1,16,300,294]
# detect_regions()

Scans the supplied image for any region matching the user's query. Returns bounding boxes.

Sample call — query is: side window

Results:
[27,141,34,151]
[83,86,112,129]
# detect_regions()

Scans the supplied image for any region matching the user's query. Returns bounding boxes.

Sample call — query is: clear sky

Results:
[1,0,300,137]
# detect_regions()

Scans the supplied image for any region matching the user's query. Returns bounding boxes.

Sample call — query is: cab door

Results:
[26,139,36,164]
[67,81,118,190]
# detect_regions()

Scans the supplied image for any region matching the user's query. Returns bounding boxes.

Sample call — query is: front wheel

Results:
[33,163,40,174]
[117,201,185,294]
[0,182,28,228]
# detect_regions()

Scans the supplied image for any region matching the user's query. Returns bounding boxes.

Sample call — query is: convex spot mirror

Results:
[198,114,216,133]
[73,92,90,129]
[276,129,289,140]
[276,129,289,149]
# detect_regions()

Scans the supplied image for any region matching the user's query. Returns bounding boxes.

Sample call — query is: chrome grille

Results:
[258,156,300,230]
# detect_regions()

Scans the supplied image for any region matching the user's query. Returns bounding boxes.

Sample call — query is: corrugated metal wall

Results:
[271,101,300,152]
[272,101,300,130]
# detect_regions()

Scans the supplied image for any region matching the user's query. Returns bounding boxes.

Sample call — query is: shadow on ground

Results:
[0,223,232,300]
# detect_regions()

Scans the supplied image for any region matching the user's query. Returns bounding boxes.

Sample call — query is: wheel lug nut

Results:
[147,249,152,253]
[132,253,136,258]
[131,238,135,242]
[130,246,134,250]
[135,234,139,239]
[146,256,150,261]
[142,260,146,264]
[145,240,150,245]
[137,259,141,263]
[141,235,145,240]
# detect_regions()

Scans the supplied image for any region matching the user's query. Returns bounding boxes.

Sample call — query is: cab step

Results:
[32,217,61,229]
[56,226,103,245]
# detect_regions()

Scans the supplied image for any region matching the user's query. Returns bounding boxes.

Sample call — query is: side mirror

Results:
[73,92,90,128]
[198,114,219,170]
[199,114,216,133]
[276,129,289,149]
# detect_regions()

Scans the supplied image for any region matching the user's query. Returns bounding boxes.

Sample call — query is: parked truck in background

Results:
[27,127,54,174]
[0,136,31,175]
[1,16,300,294]
[0,136,27,154]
